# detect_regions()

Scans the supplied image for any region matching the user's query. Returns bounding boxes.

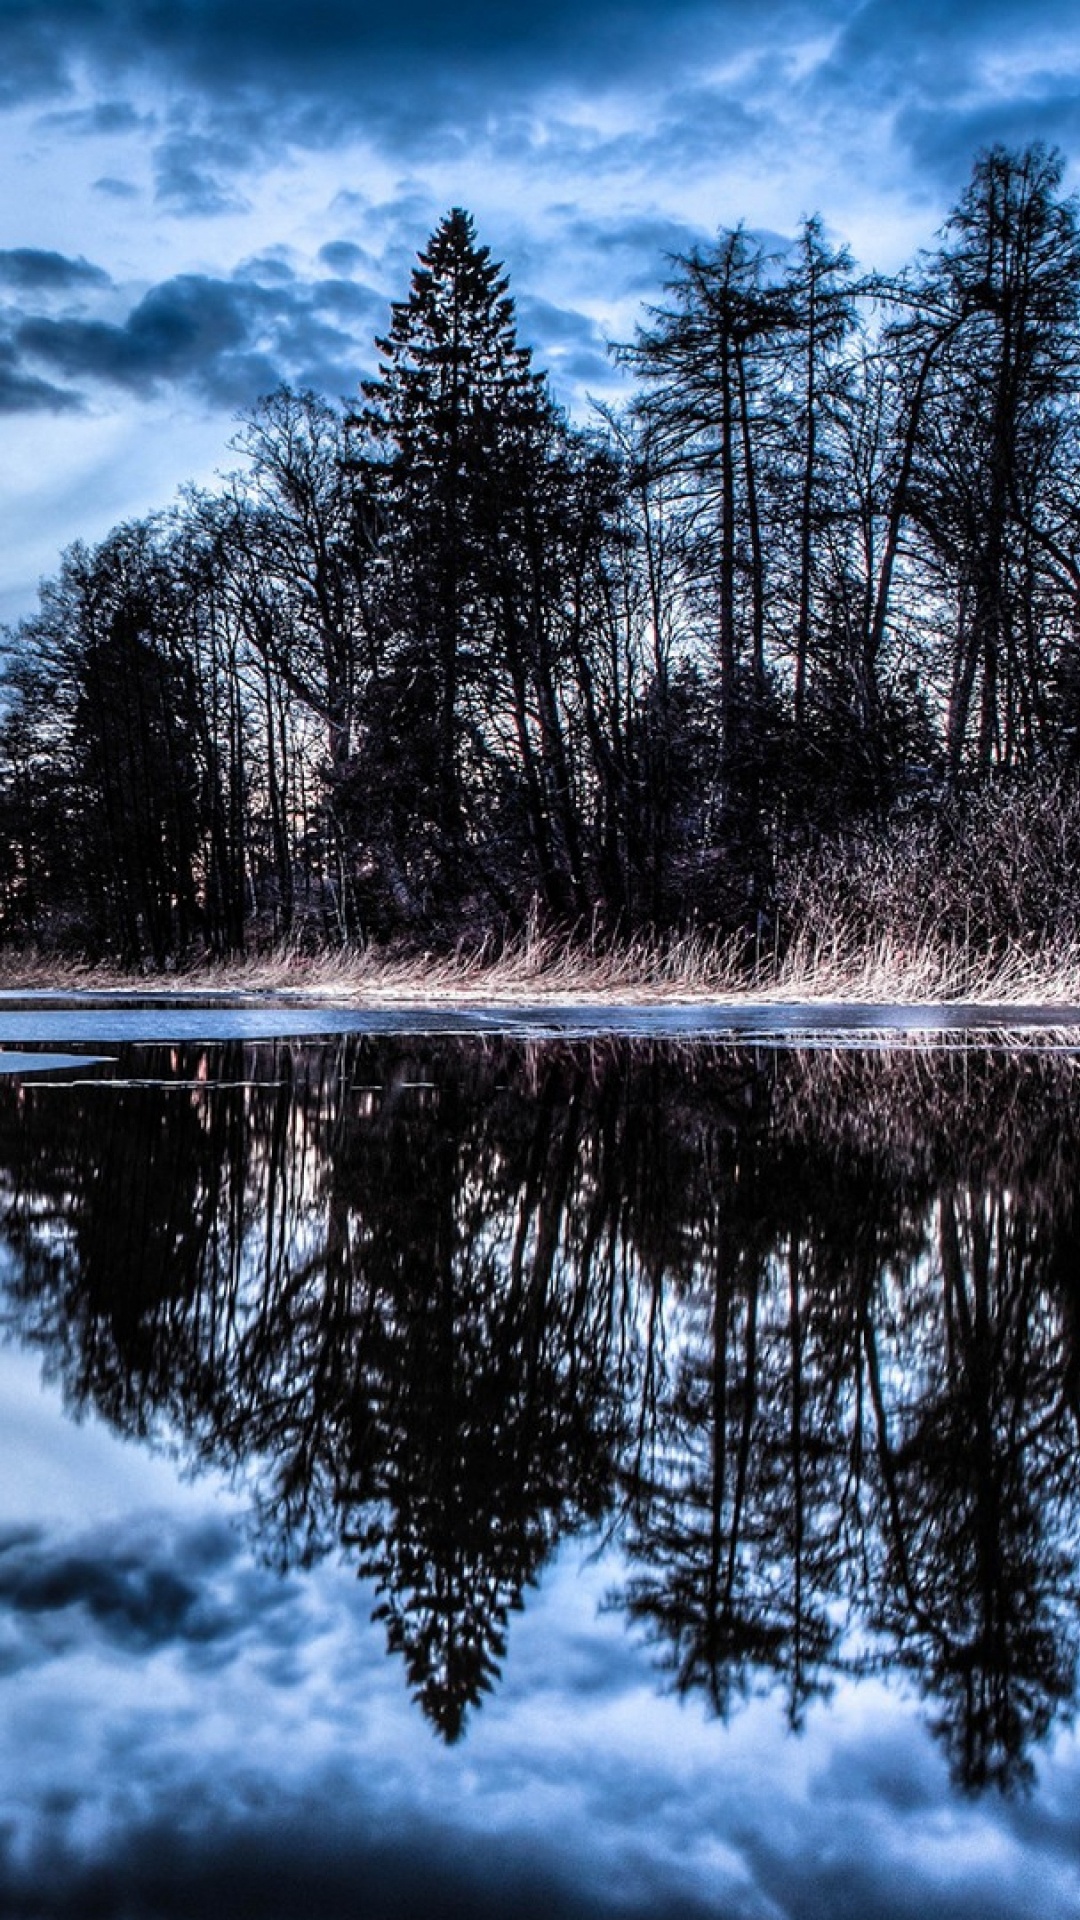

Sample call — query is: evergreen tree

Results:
[356,209,551,918]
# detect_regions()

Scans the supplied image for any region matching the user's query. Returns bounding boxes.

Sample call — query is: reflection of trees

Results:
[862,1188,1080,1789]
[0,1041,661,1739]
[0,1036,1078,1777]
[617,1047,1080,1788]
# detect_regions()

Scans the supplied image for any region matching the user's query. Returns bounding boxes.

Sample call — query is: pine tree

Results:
[357,209,549,909]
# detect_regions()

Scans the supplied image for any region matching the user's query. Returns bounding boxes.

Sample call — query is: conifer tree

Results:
[357,209,549,910]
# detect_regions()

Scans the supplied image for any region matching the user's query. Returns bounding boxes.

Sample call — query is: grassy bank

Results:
[4,781,1080,1005]
[2,924,1080,1005]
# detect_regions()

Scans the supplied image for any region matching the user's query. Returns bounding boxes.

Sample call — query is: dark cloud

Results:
[39,96,151,135]
[515,295,613,392]
[10,263,381,408]
[0,249,111,292]
[609,84,771,189]
[815,0,1080,183]
[898,95,1080,190]
[0,1809,700,1920]
[17,278,256,395]
[234,248,298,286]
[0,0,785,92]
[0,1517,238,1654]
[318,239,369,276]
[153,133,252,217]
[0,339,82,411]
[0,11,69,107]
[0,0,848,172]
[0,0,1078,198]
[541,210,711,292]
[0,1509,1075,1920]
[828,0,1080,76]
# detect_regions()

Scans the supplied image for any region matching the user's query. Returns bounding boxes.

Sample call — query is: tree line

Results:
[3,144,1080,962]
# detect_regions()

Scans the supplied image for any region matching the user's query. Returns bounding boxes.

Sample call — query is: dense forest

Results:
[3,141,1080,964]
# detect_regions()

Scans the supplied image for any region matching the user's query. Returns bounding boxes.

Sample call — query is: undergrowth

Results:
[4,779,1080,1003]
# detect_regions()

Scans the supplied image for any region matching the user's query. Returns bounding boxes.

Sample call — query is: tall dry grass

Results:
[768,775,1080,1005]
[3,923,1080,1003]
[3,778,1080,1004]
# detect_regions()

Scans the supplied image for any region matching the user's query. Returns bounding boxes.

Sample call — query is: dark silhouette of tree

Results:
[354,210,553,923]
[5,155,1080,952]
[7,527,208,962]
[902,145,1080,775]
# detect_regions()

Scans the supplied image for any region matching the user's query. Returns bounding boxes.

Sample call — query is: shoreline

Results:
[3,940,1080,1018]
[0,985,1078,1039]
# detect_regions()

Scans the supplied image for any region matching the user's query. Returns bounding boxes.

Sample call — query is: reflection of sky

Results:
[1,1344,1078,1920]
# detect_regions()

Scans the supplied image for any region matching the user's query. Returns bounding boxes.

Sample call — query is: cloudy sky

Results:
[0,0,1078,619]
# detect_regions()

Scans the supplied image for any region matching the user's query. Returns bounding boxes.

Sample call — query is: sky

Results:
[0,0,1079,619]
[1,1336,1078,1920]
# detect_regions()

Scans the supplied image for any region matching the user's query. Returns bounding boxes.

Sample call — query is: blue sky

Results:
[0,0,1079,617]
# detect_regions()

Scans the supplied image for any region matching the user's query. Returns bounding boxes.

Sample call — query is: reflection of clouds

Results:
[4,1057,1080,1918]
[0,1493,1077,1918]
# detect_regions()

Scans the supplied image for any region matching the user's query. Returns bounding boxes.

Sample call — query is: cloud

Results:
[812,0,1080,186]
[17,279,256,396]
[39,96,151,135]
[0,1522,205,1652]
[153,133,253,217]
[0,235,606,419]
[0,341,83,413]
[0,0,790,98]
[92,173,140,199]
[0,1506,1076,1920]
[0,1811,651,1920]
[540,210,712,291]
[0,249,111,293]
[318,239,370,276]
[234,247,298,286]
[0,2,870,186]
[10,265,382,408]
[515,295,614,391]
[898,93,1080,188]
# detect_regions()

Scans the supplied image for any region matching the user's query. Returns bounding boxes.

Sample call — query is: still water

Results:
[0,1025,1079,1919]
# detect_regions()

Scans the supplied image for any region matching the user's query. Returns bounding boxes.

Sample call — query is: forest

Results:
[2,141,1080,966]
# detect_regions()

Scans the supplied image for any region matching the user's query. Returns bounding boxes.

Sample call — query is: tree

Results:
[355,209,557,922]
[904,145,1080,774]
[6,525,209,962]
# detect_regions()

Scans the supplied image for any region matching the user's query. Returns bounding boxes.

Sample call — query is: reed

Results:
[1,921,1079,1004]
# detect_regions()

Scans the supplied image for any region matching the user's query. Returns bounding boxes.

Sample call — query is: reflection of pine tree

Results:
[347,1256,565,1742]
[337,1064,625,1740]
[1,1039,1080,1773]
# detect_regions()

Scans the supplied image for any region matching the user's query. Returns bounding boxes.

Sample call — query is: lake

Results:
[0,1011,1078,1919]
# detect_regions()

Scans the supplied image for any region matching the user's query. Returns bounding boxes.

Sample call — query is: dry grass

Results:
[3,921,1080,1005]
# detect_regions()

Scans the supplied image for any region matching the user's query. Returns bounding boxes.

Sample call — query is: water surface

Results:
[1,1023,1078,1918]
